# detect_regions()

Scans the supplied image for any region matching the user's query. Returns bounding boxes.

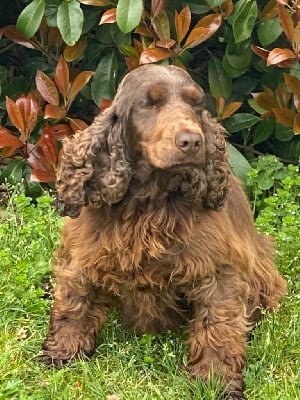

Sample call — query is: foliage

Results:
[247,154,299,211]
[0,55,93,193]
[247,155,300,279]
[0,167,299,399]
[1,0,300,196]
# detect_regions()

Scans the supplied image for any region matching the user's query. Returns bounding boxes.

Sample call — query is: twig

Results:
[232,143,299,165]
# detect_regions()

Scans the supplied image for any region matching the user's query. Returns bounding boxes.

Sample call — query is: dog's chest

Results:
[88,204,199,293]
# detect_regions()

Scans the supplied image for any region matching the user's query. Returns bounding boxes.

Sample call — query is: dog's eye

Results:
[182,86,204,108]
[139,99,160,108]
[140,97,164,109]
[142,84,167,108]
[189,96,204,107]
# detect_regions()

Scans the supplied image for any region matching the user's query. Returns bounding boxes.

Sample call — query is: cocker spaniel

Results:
[42,64,286,400]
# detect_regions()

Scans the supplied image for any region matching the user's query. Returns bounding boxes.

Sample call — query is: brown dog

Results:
[42,64,286,399]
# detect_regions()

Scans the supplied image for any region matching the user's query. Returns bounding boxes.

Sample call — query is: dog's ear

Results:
[56,105,132,218]
[201,110,230,210]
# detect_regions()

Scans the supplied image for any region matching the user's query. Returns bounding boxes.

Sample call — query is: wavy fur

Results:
[42,65,286,400]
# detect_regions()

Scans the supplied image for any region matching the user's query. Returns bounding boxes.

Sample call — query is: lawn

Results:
[0,161,299,400]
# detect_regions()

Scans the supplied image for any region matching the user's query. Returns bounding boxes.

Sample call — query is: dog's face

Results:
[118,65,208,170]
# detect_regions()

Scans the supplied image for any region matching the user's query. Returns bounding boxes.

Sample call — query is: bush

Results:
[247,155,300,282]
[0,0,299,196]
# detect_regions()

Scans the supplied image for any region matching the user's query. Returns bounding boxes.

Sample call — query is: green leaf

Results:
[248,98,267,115]
[57,0,84,46]
[288,137,300,160]
[0,160,24,186]
[16,0,45,39]
[232,76,258,96]
[290,61,300,80]
[91,52,118,105]
[110,24,132,47]
[206,0,225,7]
[223,113,260,133]
[116,0,143,33]
[257,17,282,46]
[253,118,274,145]
[222,51,251,78]
[257,174,274,190]
[222,34,253,78]
[223,49,252,71]
[228,143,251,184]
[189,5,210,14]
[274,122,294,142]
[230,0,258,44]
[208,56,232,99]
[44,0,61,27]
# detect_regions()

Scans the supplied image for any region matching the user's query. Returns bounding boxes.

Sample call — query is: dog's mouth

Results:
[159,151,206,170]
[166,160,204,171]
[137,138,206,171]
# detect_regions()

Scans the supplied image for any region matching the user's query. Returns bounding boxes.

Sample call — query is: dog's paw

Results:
[38,350,75,368]
[226,391,246,400]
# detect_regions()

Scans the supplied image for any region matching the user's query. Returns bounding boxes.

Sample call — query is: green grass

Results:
[0,174,299,400]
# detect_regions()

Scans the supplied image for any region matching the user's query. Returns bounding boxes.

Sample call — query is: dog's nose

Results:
[175,131,203,155]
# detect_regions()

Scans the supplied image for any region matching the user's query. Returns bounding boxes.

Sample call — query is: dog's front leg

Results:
[42,262,110,367]
[186,272,249,400]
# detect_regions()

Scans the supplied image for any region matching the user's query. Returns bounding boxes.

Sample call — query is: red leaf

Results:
[252,89,278,111]
[15,93,39,139]
[63,38,88,62]
[284,73,300,97]
[152,10,170,42]
[294,114,300,134]
[99,8,117,24]
[293,93,300,112]
[261,0,278,20]
[44,104,67,119]
[277,3,294,43]
[222,0,234,17]
[5,96,25,135]
[1,25,36,49]
[68,118,89,133]
[251,44,270,60]
[273,107,296,127]
[69,71,94,104]
[184,14,222,49]
[134,24,154,38]
[35,70,59,106]
[100,99,112,112]
[156,39,176,49]
[216,96,225,117]
[151,0,168,18]
[267,47,296,66]
[30,168,56,183]
[37,124,58,164]
[139,48,173,64]
[55,56,70,101]
[125,57,140,70]
[222,101,242,119]
[51,123,73,139]
[175,6,191,44]
[0,127,23,152]
[28,145,56,182]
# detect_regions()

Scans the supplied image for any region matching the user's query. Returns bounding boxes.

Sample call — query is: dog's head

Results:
[56,65,230,217]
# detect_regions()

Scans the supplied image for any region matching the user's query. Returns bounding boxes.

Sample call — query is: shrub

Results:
[0,1,299,196]
[247,155,300,282]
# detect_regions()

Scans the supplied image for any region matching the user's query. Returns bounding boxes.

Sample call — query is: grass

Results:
[0,170,299,400]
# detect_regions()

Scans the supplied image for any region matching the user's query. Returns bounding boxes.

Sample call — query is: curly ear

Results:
[56,106,132,218]
[201,110,230,211]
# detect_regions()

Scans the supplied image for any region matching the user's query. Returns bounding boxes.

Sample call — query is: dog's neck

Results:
[125,161,208,209]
